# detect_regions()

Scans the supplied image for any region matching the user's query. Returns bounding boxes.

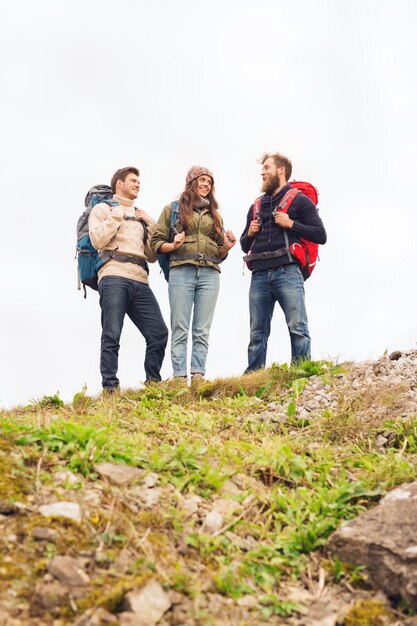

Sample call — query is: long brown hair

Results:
[178,178,222,236]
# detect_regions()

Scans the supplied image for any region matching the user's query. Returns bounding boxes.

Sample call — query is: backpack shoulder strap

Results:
[170,201,180,233]
[277,188,300,214]
[252,196,262,226]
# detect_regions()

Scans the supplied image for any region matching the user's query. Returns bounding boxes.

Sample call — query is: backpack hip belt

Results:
[170,252,220,264]
[100,250,149,274]
[243,247,288,263]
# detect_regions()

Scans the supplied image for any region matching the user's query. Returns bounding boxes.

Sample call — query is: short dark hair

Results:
[259,152,292,181]
[111,167,140,193]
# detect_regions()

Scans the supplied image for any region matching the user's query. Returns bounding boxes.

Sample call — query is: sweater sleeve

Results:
[240,206,254,253]
[89,203,124,250]
[143,219,157,263]
[150,204,172,254]
[290,196,327,244]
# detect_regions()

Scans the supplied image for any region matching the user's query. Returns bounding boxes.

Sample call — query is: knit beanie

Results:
[185,165,214,187]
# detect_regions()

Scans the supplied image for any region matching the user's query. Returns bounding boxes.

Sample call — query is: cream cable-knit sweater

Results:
[89,194,157,285]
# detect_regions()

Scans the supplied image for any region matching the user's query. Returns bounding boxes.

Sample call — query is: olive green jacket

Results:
[151,202,225,271]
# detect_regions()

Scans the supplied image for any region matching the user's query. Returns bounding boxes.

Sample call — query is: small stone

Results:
[219,479,242,497]
[177,495,200,517]
[48,556,90,587]
[32,526,59,543]
[212,498,241,517]
[389,350,402,361]
[94,463,142,486]
[122,580,171,625]
[237,595,258,609]
[53,471,80,485]
[375,435,389,447]
[88,607,118,625]
[200,510,223,535]
[29,581,69,616]
[39,501,81,523]
[142,472,159,488]
[0,501,19,515]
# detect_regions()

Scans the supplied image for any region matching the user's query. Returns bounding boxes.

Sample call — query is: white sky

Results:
[1,0,416,408]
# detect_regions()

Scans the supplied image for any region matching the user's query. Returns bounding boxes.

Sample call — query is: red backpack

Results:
[250,181,319,280]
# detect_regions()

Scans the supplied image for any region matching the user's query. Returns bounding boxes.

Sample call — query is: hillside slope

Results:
[1,350,417,626]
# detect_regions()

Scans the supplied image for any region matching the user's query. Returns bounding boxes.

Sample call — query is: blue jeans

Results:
[168,265,220,377]
[246,264,311,372]
[98,276,168,388]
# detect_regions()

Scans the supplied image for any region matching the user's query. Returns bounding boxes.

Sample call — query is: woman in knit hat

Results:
[151,166,236,382]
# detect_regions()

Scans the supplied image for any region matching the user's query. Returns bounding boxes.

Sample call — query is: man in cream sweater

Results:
[89,166,168,392]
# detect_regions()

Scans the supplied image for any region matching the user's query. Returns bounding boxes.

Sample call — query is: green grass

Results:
[0,360,416,624]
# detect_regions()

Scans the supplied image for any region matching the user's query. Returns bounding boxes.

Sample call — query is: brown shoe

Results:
[191,373,204,383]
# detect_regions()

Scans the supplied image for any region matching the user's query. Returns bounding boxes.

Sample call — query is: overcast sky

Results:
[1,0,416,408]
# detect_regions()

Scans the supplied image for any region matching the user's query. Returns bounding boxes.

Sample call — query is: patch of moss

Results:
[344,599,394,625]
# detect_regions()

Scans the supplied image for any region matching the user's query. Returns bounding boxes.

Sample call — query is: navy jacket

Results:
[240,184,327,272]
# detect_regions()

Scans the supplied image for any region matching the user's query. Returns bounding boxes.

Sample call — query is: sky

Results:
[1,0,416,408]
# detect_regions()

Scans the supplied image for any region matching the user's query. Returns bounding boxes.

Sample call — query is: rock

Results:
[375,435,389,448]
[0,501,20,515]
[212,498,241,517]
[177,495,201,517]
[389,350,402,361]
[327,480,417,608]
[122,580,171,625]
[219,479,242,498]
[53,471,80,485]
[142,472,159,488]
[87,607,118,625]
[94,462,142,486]
[29,581,69,616]
[39,501,81,523]
[200,510,223,535]
[48,556,90,586]
[32,526,59,542]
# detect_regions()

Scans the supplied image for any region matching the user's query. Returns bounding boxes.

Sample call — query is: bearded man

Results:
[240,152,327,372]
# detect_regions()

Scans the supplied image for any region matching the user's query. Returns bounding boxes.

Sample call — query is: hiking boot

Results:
[191,373,204,384]
[102,386,120,396]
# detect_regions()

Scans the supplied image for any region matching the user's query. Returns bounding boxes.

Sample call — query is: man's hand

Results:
[135,208,152,223]
[172,231,185,250]
[274,211,293,229]
[247,220,260,237]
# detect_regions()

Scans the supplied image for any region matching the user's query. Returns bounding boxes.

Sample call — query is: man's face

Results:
[261,157,282,195]
[197,175,212,198]
[118,173,140,199]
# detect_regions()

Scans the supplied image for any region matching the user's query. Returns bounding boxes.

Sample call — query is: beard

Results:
[261,173,280,195]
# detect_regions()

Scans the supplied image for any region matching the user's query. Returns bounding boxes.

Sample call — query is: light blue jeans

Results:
[246,264,311,372]
[168,265,220,377]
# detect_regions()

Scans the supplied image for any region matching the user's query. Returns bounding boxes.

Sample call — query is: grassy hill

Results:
[1,355,417,625]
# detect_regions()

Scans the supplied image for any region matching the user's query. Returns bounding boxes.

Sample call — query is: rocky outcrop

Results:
[328,481,417,608]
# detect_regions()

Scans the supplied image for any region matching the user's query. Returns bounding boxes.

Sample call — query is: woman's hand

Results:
[224,230,237,250]
[218,230,236,258]
[172,231,185,250]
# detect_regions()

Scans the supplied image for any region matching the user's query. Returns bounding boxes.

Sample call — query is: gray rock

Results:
[177,494,201,517]
[32,526,59,543]
[122,580,171,625]
[29,581,69,616]
[142,472,159,488]
[328,480,417,608]
[53,470,80,485]
[200,510,223,535]
[212,498,241,517]
[94,462,142,486]
[48,556,90,587]
[39,501,81,523]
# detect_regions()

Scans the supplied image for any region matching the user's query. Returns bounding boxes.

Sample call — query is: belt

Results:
[243,247,288,263]
[100,251,149,274]
[171,253,220,264]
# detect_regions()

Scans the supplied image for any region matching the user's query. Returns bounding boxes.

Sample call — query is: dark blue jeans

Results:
[246,264,311,372]
[98,276,168,388]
